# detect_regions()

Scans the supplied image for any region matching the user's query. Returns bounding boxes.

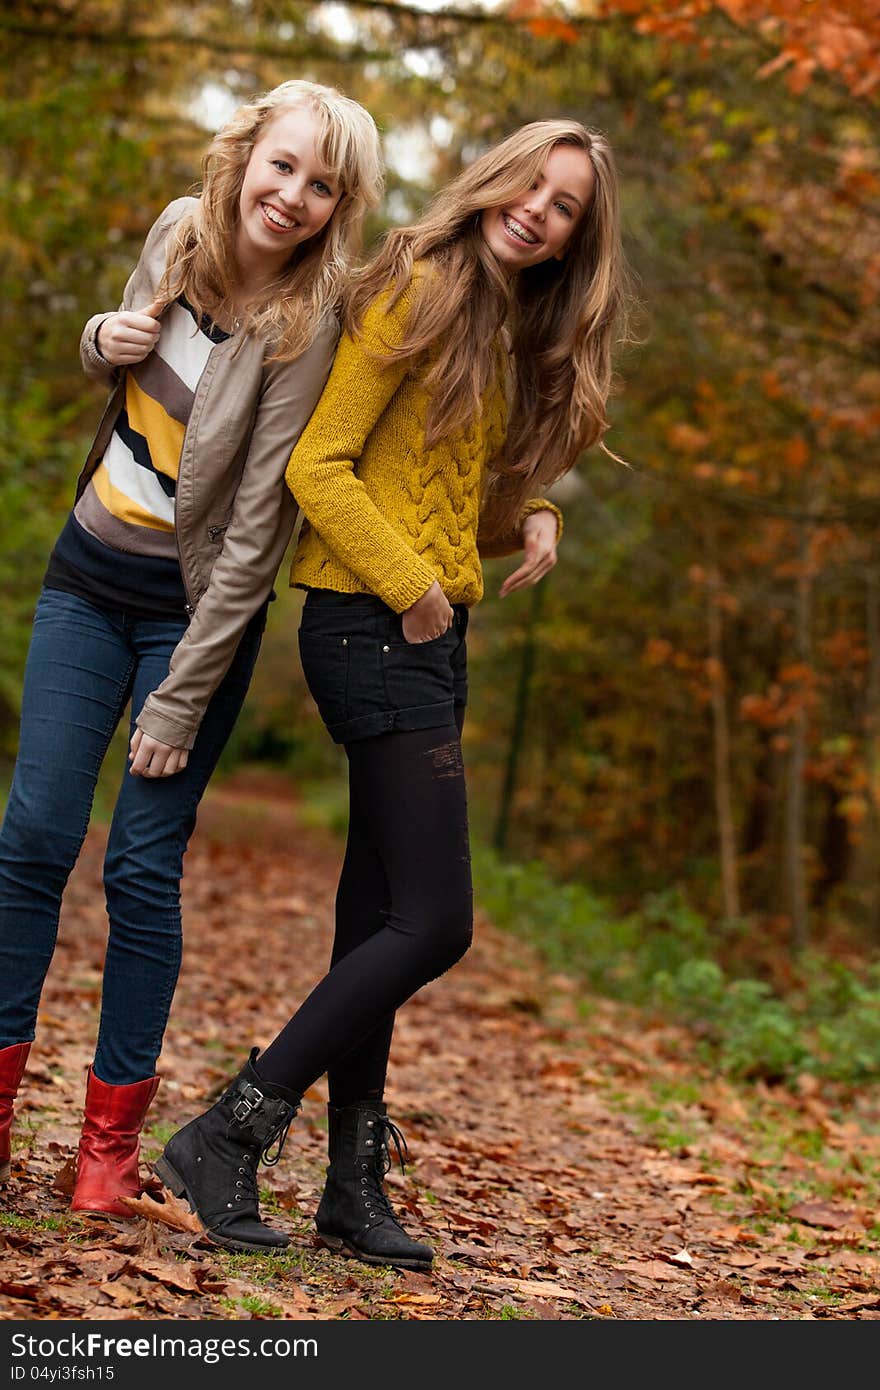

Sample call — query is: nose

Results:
[279,178,307,209]
[522,189,547,221]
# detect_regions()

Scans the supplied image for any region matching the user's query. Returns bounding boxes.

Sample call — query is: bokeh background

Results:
[2,1,879,1082]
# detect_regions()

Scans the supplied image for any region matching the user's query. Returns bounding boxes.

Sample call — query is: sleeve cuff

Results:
[519,498,564,543]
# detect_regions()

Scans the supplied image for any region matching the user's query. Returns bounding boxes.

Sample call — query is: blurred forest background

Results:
[2,1,880,1081]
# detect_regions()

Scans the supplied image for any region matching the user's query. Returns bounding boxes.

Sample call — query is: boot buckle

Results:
[232,1083,264,1122]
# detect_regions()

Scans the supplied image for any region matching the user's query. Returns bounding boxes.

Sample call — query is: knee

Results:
[0,799,81,886]
[103,843,182,914]
[419,899,473,978]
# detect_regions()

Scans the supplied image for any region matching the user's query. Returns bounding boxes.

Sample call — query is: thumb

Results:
[139,298,165,320]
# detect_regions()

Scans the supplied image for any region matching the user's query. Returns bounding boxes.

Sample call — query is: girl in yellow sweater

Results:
[157,119,628,1264]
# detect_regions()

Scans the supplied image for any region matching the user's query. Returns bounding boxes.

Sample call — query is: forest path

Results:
[2,771,878,1322]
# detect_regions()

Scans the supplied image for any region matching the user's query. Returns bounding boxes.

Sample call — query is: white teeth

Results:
[263,204,296,229]
[503,213,539,245]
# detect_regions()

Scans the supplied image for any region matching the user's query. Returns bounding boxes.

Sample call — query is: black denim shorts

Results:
[298,589,469,743]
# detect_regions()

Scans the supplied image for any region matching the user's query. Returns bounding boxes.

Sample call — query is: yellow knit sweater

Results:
[285,280,562,612]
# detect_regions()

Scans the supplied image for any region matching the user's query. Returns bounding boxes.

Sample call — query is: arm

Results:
[498,507,562,598]
[283,291,439,613]
[79,197,197,387]
[478,486,564,599]
[132,313,340,761]
[478,495,564,560]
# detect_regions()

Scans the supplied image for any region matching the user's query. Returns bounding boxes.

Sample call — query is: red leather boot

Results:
[0,1042,31,1183]
[70,1067,160,1217]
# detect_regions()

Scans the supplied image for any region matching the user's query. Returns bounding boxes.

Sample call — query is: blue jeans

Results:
[0,588,265,1085]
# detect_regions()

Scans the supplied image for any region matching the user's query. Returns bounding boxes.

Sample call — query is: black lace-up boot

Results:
[315,1101,433,1271]
[153,1049,300,1253]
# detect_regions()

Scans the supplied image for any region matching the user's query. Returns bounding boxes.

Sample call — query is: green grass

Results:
[0,1211,66,1232]
[238,1293,284,1317]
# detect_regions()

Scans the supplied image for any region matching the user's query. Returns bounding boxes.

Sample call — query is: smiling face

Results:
[479,142,596,274]
[236,104,343,277]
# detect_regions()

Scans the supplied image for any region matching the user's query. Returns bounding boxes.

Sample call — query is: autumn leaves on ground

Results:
[1,772,879,1323]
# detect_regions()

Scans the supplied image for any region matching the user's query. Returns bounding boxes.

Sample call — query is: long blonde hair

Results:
[346,119,630,530]
[161,80,384,360]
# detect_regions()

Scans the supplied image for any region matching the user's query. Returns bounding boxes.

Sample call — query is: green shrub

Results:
[470,839,880,1086]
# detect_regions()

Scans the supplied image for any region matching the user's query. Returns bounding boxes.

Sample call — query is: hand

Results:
[499,509,559,598]
[129,727,189,778]
[401,580,454,643]
[97,299,164,366]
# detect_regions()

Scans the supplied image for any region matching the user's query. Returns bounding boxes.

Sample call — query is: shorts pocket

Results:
[382,629,457,713]
[298,631,350,731]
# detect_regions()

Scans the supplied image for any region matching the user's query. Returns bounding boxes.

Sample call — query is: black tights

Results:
[257,715,471,1102]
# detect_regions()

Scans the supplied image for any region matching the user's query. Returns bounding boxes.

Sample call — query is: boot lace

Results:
[361,1116,411,1225]
[234,1153,260,1210]
[377,1115,410,1178]
[230,1112,294,1215]
[262,1111,294,1167]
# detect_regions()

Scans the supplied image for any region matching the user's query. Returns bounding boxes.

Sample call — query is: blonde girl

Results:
[157,119,627,1263]
[0,80,382,1226]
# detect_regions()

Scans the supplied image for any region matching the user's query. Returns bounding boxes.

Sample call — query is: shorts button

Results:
[342,638,348,646]
[382,644,390,653]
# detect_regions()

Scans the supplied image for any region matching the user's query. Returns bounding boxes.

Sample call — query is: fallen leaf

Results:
[98,1281,145,1307]
[121,1189,203,1235]
[388,1292,443,1306]
[788,1201,857,1230]
[129,1257,203,1294]
[620,1260,688,1281]
[477,1276,594,1308]
[52,1156,77,1196]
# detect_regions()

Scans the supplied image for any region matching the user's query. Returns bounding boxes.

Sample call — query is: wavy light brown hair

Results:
[159,80,384,360]
[346,118,630,530]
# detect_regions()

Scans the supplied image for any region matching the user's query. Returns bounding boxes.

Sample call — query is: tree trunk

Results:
[786,520,811,952]
[493,581,545,854]
[705,544,741,922]
[852,564,880,936]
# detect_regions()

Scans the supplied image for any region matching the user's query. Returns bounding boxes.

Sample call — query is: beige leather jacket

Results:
[78,197,339,748]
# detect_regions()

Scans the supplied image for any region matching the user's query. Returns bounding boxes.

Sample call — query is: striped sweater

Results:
[47,297,230,616]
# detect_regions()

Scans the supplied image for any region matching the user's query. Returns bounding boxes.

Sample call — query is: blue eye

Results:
[272,159,293,174]
[313,181,333,197]
[555,202,573,217]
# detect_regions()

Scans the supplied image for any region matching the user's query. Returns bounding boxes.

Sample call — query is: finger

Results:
[160,749,188,777]
[105,331,159,355]
[134,299,165,321]
[112,348,154,365]
[116,321,161,343]
[499,561,537,597]
[505,554,556,594]
[129,735,167,776]
[508,557,552,593]
[129,744,153,775]
[129,729,143,761]
[501,566,541,596]
[124,313,162,335]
